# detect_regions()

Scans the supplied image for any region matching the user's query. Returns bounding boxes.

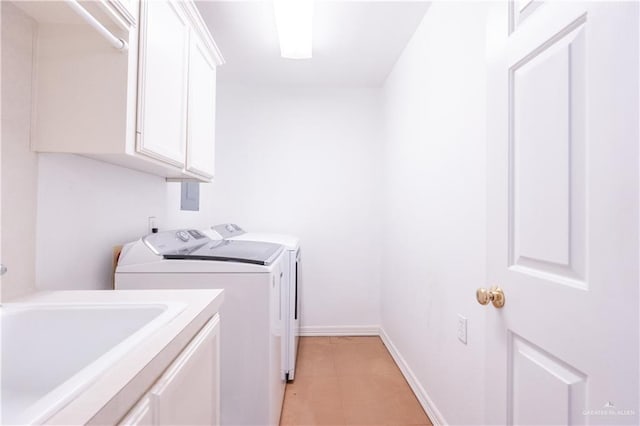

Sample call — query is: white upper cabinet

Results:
[26,0,224,182]
[137,0,190,167]
[186,32,218,179]
[115,0,139,20]
[24,0,138,159]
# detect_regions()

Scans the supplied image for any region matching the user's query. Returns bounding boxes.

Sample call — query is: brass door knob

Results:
[476,286,505,308]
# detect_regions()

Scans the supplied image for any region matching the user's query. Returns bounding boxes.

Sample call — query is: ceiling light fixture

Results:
[273,0,314,59]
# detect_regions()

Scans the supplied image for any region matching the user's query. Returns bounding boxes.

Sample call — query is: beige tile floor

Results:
[280,336,432,426]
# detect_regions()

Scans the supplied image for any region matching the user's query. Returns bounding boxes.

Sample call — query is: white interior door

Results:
[486,1,638,425]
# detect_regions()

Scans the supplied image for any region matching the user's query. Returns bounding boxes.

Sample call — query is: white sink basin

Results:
[1,302,185,425]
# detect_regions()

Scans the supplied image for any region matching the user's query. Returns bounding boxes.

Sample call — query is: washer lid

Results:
[164,240,284,266]
[227,232,300,251]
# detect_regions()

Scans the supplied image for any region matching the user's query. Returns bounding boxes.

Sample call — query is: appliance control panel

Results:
[143,229,210,256]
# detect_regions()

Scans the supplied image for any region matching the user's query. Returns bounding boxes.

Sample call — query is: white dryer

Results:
[115,229,286,426]
[211,224,301,381]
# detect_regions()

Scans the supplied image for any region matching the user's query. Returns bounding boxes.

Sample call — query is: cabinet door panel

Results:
[186,33,217,178]
[137,0,189,167]
[151,315,220,425]
[118,397,153,426]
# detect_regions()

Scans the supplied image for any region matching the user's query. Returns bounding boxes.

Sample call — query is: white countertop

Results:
[8,289,224,425]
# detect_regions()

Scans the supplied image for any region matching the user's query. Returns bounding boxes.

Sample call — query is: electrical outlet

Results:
[148,216,158,234]
[457,315,468,344]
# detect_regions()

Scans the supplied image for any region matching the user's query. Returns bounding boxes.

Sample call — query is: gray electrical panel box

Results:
[180,182,200,211]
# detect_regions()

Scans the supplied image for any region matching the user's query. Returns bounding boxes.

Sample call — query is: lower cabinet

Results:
[120,315,220,425]
[120,397,153,425]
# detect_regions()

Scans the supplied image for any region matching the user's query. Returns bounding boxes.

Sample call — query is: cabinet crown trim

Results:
[181,1,225,66]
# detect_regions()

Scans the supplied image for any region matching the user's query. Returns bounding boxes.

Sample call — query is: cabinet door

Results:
[137,0,189,167]
[186,33,217,178]
[151,315,220,425]
[119,397,153,426]
[116,0,138,20]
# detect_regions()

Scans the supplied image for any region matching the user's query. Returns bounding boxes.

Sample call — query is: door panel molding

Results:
[509,0,545,34]
[507,332,588,425]
[507,16,587,289]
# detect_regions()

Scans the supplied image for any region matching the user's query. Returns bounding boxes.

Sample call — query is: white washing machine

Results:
[115,229,286,426]
[211,224,301,381]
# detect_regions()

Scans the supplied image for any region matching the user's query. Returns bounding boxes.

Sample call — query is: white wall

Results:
[35,154,166,290]
[381,2,488,425]
[166,84,384,329]
[1,2,38,301]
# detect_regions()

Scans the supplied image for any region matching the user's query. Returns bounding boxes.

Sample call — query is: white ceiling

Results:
[195,1,431,87]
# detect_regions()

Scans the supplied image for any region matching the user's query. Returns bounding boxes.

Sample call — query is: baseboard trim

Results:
[299,325,381,336]
[379,328,447,426]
